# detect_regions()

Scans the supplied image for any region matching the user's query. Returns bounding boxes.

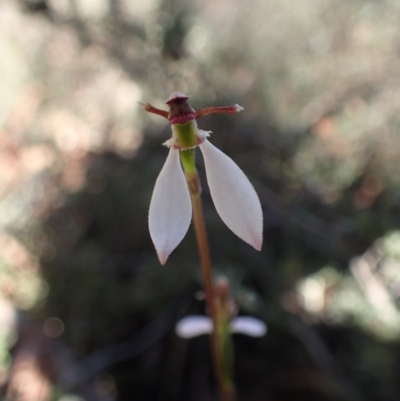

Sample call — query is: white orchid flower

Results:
[143,92,263,264]
[175,315,267,339]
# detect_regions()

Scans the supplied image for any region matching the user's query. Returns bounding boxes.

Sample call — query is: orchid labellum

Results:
[143,92,263,264]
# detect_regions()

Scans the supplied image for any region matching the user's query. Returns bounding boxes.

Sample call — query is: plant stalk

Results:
[180,149,236,401]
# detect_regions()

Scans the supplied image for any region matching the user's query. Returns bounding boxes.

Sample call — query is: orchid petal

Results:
[230,317,267,337]
[149,148,192,264]
[199,140,263,250]
[175,316,213,338]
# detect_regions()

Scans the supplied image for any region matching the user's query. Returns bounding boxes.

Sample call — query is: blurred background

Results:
[1,0,400,400]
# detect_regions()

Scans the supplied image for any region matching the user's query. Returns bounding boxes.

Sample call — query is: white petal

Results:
[175,316,213,338]
[230,317,267,337]
[199,140,263,250]
[149,148,192,264]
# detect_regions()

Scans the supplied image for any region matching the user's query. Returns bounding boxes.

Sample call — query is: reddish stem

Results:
[188,174,236,401]
[196,105,240,119]
[141,102,169,119]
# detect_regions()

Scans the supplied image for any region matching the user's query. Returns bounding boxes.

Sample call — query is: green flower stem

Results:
[216,304,235,395]
[180,149,236,401]
[180,148,197,178]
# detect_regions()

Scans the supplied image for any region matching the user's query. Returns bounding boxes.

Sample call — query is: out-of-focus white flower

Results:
[144,92,263,264]
[175,315,267,339]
